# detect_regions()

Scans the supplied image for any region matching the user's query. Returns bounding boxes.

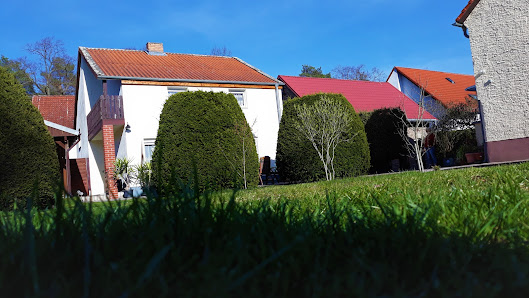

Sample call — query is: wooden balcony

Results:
[87,95,124,140]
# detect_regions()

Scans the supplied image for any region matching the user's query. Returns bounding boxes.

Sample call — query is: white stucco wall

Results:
[387,70,401,91]
[118,84,281,169]
[73,57,119,196]
[465,0,529,142]
[389,71,446,119]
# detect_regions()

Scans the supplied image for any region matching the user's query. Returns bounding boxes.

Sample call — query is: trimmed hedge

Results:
[0,66,59,210]
[276,93,370,182]
[364,108,408,173]
[152,91,258,192]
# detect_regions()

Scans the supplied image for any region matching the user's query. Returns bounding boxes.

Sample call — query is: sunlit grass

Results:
[1,163,529,297]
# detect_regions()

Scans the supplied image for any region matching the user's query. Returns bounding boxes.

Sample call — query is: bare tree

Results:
[22,37,76,95]
[332,64,385,82]
[294,95,357,180]
[393,79,443,172]
[210,46,232,57]
[219,118,257,189]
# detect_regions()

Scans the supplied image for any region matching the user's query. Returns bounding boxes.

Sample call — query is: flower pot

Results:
[465,152,484,164]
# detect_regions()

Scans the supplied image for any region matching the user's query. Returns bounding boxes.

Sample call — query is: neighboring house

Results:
[32,95,89,195]
[455,0,529,162]
[387,67,477,119]
[277,75,436,121]
[72,42,284,197]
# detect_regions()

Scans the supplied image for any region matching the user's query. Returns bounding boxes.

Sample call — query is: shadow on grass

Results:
[1,182,529,297]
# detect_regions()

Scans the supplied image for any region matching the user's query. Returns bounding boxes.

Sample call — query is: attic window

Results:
[445,77,455,84]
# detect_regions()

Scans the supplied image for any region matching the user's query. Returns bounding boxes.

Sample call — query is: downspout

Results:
[452,22,469,38]
[275,83,282,123]
[478,100,488,162]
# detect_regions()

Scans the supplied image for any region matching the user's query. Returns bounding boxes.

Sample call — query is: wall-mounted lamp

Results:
[125,123,131,133]
[475,70,486,79]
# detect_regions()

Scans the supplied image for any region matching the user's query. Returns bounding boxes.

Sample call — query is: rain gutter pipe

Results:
[452,22,469,38]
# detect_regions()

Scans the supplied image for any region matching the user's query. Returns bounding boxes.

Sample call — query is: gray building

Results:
[455,0,529,162]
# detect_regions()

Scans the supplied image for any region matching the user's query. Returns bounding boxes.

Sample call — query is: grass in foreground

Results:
[1,163,529,297]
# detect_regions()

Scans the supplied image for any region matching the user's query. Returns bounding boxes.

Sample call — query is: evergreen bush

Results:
[364,108,408,173]
[0,66,59,210]
[276,93,370,182]
[152,91,258,192]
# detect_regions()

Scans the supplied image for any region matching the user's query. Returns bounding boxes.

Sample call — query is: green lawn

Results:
[2,163,529,297]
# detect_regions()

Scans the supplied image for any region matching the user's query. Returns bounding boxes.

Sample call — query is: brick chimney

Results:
[146,42,164,55]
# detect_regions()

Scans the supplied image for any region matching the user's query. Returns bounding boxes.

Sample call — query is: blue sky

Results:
[0,0,473,79]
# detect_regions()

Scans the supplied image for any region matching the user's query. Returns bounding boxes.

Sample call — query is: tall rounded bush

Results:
[153,91,258,192]
[364,108,408,173]
[0,66,59,210]
[276,93,370,182]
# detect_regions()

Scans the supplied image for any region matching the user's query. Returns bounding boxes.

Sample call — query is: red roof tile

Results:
[278,75,436,120]
[81,48,278,84]
[392,67,476,107]
[32,95,76,129]
[456,0,481,23]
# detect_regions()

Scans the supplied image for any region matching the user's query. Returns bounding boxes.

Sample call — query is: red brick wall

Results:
[102,124,118,199]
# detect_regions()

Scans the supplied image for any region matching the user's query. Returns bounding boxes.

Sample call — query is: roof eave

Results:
[277,75,301,98]
[456,0,481,24]
[114,76,284,86]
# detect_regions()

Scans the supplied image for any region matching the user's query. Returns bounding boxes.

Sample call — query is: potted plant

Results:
[114,157,134,198]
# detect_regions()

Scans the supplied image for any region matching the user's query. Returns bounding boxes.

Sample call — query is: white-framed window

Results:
[167,87,187,98]
[230,89,247,108]
[142,139,156,163]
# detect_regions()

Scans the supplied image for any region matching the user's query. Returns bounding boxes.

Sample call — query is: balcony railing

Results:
[87,95,124,140]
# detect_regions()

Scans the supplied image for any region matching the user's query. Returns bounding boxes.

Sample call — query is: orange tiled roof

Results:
[80,47,279,85]
[32,95,76,129]
[456,0,481,23]
[393,67,476,107]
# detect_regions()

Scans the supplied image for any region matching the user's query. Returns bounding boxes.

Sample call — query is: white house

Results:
[455,0,529,162]
[72,42,283,197]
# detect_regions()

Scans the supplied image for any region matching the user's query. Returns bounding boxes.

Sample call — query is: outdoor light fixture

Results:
[125,123,131,133]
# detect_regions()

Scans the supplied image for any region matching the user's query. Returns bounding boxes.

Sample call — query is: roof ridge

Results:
[395,66,474,77]
[82,46,237,59]
[278,75,388,84]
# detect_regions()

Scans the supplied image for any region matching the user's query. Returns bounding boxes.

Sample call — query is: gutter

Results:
[44,120,79,136]
[452,22,469,38]
[112,75,284,87]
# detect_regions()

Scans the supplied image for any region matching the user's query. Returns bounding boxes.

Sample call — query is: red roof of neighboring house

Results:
[456,0,481,23]
[278,75,436,120]
[32,95,76,129]
[80,47,279,85]
[392,67,476,107]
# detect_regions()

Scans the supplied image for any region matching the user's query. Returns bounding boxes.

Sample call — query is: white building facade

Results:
[73,43,283,197]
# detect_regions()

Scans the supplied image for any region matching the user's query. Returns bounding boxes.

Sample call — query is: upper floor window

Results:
[230,89,246,108]
[168,87,187,98]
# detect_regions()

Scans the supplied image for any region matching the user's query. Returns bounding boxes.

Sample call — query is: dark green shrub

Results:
[276,93,370,182]
[152,91,258,192]
[0,66,59,210]
[437,129,478,164]
[364,108,407,173]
